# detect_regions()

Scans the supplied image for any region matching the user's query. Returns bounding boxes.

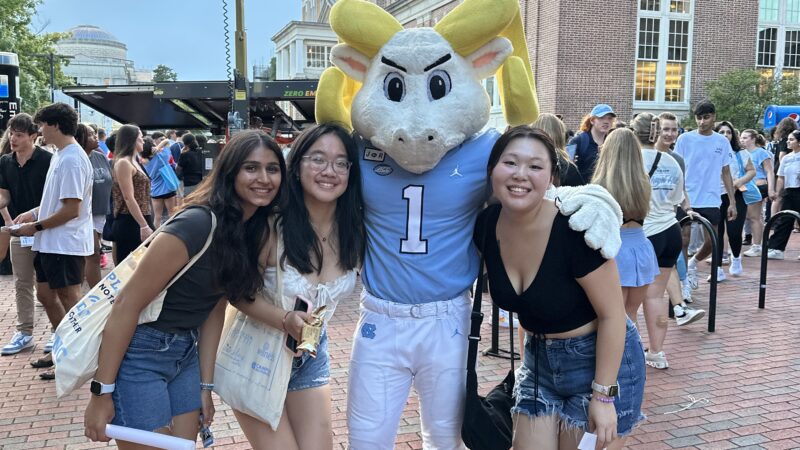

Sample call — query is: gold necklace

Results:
[311,222,333,243]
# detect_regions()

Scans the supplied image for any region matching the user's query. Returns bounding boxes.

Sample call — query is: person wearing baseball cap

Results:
[567,104,617,181]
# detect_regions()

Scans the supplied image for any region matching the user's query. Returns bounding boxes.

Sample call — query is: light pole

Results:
[28,53,74,103]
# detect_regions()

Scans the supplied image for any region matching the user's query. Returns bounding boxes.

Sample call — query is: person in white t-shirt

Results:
[765,129,800,259]
[12,103,94,380]
[673,100,737,289]
[630,113,697,369]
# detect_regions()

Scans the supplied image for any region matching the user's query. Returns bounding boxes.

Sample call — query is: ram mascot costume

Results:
[315,0,622,448]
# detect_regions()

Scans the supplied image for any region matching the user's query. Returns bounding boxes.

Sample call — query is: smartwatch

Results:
[34,222,44,231]
[591,380,619,397]
[90,380,115,396]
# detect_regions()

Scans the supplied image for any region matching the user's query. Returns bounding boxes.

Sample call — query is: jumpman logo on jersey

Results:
[450,165,463,178]
[451,327,463,338]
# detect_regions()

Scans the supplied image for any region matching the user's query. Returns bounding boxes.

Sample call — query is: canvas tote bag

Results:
[52,207,216,398]
[214,226,295,430]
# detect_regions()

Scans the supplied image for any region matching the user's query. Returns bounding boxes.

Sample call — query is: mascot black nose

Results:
[398,137,405,143]
[428,136,434,141]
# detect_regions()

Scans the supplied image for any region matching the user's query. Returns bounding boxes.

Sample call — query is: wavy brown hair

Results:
[591,128,651,222]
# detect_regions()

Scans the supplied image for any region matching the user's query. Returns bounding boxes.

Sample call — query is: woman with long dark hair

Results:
[84,130,286,447]
[765,129,800,260]
[110,125,153,263]
[475,126,644,450]
[231,123,365,448]
[178,133,204,197]
[713,121,755,279]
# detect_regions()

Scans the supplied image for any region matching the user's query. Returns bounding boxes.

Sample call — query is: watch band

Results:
[591,380,619,397]
[34,222,44,231]
[91,380,116,395]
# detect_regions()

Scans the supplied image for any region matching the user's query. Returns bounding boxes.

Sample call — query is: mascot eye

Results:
[427,70,451,101]
[383,72,405,102]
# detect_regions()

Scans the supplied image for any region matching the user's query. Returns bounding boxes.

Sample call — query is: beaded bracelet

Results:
[592,393,615,404]
[200,382,214,391]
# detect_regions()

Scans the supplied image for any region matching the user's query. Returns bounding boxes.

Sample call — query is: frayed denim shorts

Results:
[287,330,330,392]
[512,319,646,436]
[111,325,201,431]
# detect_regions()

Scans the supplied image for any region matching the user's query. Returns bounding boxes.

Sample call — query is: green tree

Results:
[0,0,71,113]
[152,64,178,82]
[704,68,800,131]
[267,56,276,81]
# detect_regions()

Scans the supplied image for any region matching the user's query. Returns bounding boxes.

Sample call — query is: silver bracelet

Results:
[200,382,214,391]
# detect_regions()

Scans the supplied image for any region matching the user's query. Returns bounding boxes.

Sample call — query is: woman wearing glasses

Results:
[232,123,365,449]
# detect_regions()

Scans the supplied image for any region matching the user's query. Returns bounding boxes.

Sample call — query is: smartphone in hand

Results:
[285,296,311,354]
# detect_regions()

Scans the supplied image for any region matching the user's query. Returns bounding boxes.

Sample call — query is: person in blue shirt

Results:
[97,128,109,157]
[742,129,776,257]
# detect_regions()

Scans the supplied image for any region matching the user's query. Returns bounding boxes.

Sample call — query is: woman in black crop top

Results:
[84,131,287,445]
[476,126,645,450]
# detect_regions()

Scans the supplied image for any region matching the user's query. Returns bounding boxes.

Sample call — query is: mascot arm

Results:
[547,185,623,259]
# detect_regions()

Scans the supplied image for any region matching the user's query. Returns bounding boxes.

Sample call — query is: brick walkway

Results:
[1,238,799,449]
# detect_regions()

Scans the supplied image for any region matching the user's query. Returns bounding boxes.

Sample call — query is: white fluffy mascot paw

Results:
[547,185,623,259]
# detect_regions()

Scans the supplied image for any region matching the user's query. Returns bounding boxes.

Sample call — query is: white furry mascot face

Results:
[315,0,539,174]
[332,29,511,174]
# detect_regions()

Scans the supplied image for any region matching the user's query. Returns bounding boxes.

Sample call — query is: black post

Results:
[679,215,719,332]
[49,53,55,103]
[758,210,800,309]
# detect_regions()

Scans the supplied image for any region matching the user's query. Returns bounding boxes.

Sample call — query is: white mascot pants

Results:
[347,290,471,450]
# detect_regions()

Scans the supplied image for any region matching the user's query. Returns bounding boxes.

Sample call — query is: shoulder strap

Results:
[648,152,662,178]
[145,206,217,291]
[467,211,514,374]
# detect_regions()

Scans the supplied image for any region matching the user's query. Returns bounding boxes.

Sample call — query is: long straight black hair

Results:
[183,130,286,303]
[280,123,365,274]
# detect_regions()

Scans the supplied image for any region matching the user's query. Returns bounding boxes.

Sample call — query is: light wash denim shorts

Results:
[111,325,200,431]
[512,319,646,436]
[287,330,330,392]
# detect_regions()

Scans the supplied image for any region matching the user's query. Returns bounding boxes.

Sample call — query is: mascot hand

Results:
[551,185,623,259]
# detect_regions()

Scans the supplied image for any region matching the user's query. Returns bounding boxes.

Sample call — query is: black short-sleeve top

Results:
[145,207,225,332]
[474,204,608,334]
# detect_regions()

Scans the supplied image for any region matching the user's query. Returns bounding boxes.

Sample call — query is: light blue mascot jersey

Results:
[359,129,500,304]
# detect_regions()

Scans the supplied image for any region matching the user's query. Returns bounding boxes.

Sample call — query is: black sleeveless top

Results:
[473,204,607,334]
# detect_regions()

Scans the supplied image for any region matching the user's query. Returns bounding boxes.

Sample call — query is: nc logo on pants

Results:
[361,323,376,339]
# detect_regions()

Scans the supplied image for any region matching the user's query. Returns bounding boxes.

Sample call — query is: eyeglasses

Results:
[302,155,352,175]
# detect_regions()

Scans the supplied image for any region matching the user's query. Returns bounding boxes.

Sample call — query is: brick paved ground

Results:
[1,237,799,449]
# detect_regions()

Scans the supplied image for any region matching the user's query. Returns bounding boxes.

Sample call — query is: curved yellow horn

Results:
[497,8,539,125]
[330,0,404,58]
[434,0,518,56]
[316,67,359,132]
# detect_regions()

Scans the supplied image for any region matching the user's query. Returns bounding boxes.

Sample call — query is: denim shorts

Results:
[512,319,646,436]
[111,325,201,431]
[287,330,330,392]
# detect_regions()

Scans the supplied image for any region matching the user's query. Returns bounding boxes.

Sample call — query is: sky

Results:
[33,0,301,81]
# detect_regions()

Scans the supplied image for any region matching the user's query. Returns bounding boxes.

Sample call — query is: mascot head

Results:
[316,0,539,174]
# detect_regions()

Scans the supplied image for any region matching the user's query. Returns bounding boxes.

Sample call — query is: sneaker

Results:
[767,249,785,260]
[645,350,669,369]
[686,267,699,290]
[1,332,34,356]
[676,306,706,326]
[706,254,730,265]
[498,309,518,328]
[743,245,762,257]
[742,234,752,246]
[707,267,726,282]
[101,244,112,253]
[681,281,693,304]
[43,334,54,354]
[99,253,108,269]
[729,256,743,277]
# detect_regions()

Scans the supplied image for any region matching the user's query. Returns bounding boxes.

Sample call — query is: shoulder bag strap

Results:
[467,212,515,373]
[140,206,217,291]
[648,152,662,178]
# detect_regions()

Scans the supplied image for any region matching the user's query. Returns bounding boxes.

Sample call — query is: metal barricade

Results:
[758,210,800,309]
[679,215,720,332]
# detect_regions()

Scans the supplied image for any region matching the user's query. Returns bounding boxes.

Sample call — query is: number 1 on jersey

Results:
[401,185,427,254]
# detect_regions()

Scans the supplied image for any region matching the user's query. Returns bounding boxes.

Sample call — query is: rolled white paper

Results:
[105,424,195,450]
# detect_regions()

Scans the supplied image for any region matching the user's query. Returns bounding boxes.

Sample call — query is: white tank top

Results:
[263,264,356,324]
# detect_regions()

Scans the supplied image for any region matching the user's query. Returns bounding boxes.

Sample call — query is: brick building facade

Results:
[371,0,761,130]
